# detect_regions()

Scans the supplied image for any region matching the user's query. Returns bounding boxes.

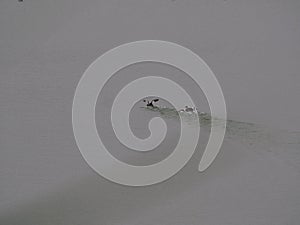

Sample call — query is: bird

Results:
[179,106,198,113]
[143,98,159,107]
[184,106,194,113]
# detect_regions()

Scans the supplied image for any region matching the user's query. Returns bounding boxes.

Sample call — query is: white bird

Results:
[184,106,194,112]
[179,106,197,113]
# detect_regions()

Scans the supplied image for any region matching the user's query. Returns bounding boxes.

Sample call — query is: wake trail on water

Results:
[141,106,300,172]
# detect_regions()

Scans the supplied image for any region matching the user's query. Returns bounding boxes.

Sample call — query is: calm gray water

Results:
[1,1,300,225]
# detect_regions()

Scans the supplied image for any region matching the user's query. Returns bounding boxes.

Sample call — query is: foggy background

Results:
[1,0,300,225]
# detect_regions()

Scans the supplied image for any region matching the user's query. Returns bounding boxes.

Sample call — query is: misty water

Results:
[141,105,300,172]
[1,1,300,224]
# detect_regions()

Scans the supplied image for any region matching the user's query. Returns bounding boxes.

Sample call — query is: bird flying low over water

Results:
[143,98,159,107]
